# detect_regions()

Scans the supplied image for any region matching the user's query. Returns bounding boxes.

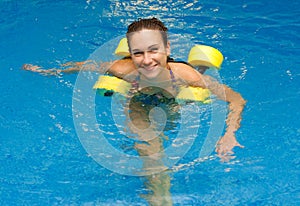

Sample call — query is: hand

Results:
[215,132,244,162]
[22,64,61,76]
[22,64,42,72]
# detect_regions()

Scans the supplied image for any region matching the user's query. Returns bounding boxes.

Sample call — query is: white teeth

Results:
[144,65,157,70]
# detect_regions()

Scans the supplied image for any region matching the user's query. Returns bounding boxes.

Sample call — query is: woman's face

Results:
[128,30,170,80]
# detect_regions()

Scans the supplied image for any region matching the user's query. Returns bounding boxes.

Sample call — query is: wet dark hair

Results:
[126,17,168,47]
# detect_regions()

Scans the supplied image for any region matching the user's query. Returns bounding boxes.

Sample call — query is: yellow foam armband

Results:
[114,38,130,57]
[188,45,223,69]
[93,75,131,96]
[176,86,211,104]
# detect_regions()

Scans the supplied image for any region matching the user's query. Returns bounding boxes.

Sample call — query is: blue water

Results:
[1,0,299,205]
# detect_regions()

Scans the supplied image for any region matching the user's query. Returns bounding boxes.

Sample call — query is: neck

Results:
[138,66,177,97]
[139,66,171,88]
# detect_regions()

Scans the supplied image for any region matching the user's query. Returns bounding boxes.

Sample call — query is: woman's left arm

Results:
[172,64,246,161]
[200,75,246,161]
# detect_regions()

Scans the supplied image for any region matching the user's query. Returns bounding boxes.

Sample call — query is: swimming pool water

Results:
[0,0,299,205]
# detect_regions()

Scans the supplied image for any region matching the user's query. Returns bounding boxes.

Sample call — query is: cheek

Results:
[131,56,141,67]
[159,54,168,66]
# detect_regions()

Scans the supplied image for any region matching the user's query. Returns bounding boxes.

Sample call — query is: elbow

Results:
[235,93,246,108]
[228,92,246,110]
[239,96,247,106]
[234,95,246,112]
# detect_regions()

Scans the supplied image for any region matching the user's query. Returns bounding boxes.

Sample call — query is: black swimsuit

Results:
[130,63,180,106]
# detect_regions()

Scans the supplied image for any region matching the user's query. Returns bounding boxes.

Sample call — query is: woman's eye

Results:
[149,48,158,53]
[132,48,158,57]
[133,51,143,56]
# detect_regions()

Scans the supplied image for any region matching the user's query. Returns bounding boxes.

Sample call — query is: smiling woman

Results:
[21,16,246,205]
[3,0,299,204]
[22,17,246,162]
[104,18,245,205]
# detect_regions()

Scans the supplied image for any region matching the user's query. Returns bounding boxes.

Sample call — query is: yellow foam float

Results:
[114,38,130,57]
[188,45,223,69]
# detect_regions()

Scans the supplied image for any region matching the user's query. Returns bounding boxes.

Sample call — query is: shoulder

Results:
[109,58,137,79]
[111,58,135,68]
[169,62,205,86]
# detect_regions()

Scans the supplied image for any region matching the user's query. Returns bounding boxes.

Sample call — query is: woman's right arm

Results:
[22,60,108,75]
[22,58,136,77]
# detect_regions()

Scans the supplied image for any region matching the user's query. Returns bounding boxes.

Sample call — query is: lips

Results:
[142,64,158,71]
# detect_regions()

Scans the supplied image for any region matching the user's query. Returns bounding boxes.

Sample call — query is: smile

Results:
[142,65,158,71]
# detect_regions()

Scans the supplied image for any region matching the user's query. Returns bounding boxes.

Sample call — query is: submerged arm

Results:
[203,75,246,131]
[200,75,246,161]
[173,64,246,161]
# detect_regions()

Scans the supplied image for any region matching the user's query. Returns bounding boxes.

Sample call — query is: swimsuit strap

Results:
[167,64,179,93]
[131,74,140,92]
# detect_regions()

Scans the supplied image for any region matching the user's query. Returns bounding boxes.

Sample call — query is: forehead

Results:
[128,30,165,49]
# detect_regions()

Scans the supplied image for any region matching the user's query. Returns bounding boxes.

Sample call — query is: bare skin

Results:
[22,60,106,75]
[169,63,245,161]
[22,56,245,162]
[22,18,246,206]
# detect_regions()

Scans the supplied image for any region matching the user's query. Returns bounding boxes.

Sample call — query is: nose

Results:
[142,52,152,65]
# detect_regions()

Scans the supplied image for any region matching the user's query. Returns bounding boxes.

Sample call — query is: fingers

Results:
[22,64,33,70]
[220,154,236,163]
[236,142,245,148]
[22,64,41,71]
[216,144,236,162]
[22,64,29,70]
[216,142,245,162]
[216,150,236,162]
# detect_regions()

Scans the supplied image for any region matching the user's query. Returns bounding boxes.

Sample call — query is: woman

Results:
[116,18,245,205]
[22,17,246,161]
[23,17,246,205]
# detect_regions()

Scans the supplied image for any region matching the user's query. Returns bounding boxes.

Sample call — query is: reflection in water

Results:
[125,89,180,205]
[136,136,172,206]
[141,170,172,206]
